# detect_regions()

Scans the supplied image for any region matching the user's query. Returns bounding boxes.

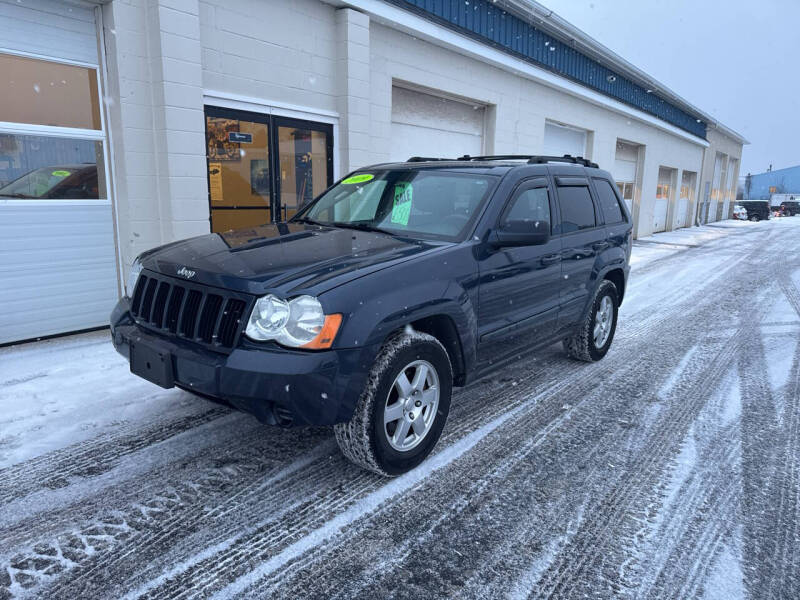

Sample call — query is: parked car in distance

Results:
[733,204,748,220]
[738,200,771,222]
[770,193,800,216]
[0,164,99,199]
[780,200,800,216]
[111,155,632,476]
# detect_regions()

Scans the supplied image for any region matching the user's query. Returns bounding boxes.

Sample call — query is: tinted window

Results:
[594,179,625,224]
[557,186,596,233]
[503,186,550,227]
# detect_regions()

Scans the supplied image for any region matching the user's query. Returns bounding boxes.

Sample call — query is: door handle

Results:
[540,254,560,265]
[592,241,609,251]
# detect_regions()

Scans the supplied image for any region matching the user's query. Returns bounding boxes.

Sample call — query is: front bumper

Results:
[111,298,375,426]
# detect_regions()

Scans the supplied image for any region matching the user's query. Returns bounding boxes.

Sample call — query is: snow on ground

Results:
[1,218,799,599]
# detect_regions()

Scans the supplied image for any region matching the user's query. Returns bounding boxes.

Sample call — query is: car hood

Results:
[141,222,449,296]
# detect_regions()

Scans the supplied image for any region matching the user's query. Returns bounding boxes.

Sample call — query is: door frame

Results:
[204,104,335,229]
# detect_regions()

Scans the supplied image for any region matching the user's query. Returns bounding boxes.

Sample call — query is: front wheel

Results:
[564,280,619,362]
[334,331,452,476]
[749,215,760,222]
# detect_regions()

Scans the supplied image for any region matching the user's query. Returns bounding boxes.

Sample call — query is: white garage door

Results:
[0,0,118,344]
[390,86,484,162]
[613,159,637,183]
[653,167,673,233]
[543,121,587,158]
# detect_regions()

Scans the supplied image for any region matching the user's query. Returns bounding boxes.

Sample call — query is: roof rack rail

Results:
[406,156,454,162]
[406,154,600,168]
[526,155,599,168]
[454,154,599,168]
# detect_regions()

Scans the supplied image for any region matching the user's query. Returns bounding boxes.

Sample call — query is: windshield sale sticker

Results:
[342,173,374,185]
[51,170,71,177]
[391,183,413,226]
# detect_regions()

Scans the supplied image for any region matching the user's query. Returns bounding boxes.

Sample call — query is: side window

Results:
[502,186,551,229]
[594,179,626,224]
[556,185,597,233]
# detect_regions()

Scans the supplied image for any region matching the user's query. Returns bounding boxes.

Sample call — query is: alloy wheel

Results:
[383,360,440,452]
[593,295,613,348]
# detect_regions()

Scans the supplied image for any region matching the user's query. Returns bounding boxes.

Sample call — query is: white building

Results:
[0,0,746,344]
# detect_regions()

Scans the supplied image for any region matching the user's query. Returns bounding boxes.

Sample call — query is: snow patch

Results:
[658,345,698,399]
[761,330,798,394]
[701,527,745,600]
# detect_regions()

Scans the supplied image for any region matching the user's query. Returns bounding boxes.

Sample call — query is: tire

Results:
[749,215,760,222]
[564,280,619,362]
[334,331,453,476]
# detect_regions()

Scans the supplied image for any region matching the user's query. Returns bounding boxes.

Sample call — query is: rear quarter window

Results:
[593,178,626,224]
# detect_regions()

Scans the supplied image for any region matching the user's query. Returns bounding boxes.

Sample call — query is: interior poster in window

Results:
[206,118,241,161]
[250,159,270,196]
[208,162,223,202]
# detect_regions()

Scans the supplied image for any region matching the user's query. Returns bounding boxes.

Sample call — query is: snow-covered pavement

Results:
[1,218,799,599]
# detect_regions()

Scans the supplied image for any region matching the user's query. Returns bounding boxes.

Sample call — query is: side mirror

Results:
[491,219,550,247]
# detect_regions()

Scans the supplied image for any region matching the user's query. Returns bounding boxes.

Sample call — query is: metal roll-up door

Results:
[390,86,485,162]
[0,0,118,344]
[543,121,587,158]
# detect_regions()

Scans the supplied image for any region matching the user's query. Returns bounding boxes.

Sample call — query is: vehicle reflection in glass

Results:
[0,164,99,199]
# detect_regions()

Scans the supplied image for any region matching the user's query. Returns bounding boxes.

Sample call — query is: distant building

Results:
[743,165,800,200]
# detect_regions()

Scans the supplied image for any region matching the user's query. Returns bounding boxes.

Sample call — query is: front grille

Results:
[131,271,251,352]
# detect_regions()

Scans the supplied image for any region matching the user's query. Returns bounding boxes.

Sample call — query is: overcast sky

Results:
[538,0,798,175]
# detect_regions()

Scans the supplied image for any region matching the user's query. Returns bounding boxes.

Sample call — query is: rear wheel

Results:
[334,331,452,476]
[749,215,760,222]
[564,280,619,362]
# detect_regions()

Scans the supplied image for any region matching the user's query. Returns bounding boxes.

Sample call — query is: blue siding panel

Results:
[389,0,707,139]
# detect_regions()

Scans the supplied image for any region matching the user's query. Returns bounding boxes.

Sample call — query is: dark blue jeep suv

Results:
[111,155,632,476]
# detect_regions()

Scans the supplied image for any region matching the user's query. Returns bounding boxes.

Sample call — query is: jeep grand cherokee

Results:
[111,155,632,476]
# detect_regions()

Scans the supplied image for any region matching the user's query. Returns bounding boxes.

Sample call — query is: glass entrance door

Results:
[276,119,332,220]
[205,107,333,232]
[205,106,272,232]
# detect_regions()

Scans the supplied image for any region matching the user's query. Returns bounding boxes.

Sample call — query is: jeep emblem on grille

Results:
[177,266,196,279]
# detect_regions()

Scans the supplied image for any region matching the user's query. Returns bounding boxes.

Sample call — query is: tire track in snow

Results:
[0,405,229,507]
[756,327,800,598]
[22,354,566,599]
[530,247,778,599]
[631,411,742,600]
[737,310,800,598]
[532,329,749,598]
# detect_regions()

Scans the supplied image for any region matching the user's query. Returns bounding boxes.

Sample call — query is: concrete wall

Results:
[102,0,744,281]
[103,0,210,278]
[367,22,707,238]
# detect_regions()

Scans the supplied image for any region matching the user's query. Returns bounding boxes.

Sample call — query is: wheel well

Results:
[603,269,626,305]
[409,314,466,386]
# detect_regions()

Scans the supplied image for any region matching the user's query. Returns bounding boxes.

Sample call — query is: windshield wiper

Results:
[292,217,325,226]
[330,222,396,235]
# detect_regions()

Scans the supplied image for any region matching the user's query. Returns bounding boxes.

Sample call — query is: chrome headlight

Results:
[245,294,341,349]
[126,257,143,297]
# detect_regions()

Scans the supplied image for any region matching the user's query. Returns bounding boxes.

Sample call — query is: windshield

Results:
[295,169,496,241]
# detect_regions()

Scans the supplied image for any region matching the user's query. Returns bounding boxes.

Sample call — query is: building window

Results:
[0,53,107,200]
